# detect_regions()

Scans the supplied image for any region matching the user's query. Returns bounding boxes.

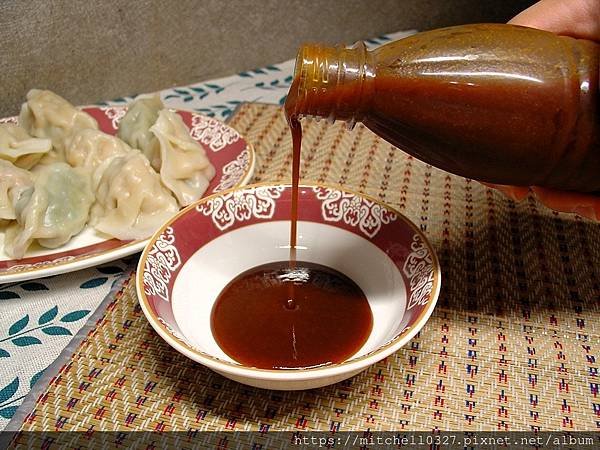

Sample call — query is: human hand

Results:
[483,184,600,220]
[509,0,599,39]
[486,0,600,220]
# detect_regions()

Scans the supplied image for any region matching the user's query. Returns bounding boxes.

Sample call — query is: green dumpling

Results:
[117,94,163,170]
[4,163,94,258]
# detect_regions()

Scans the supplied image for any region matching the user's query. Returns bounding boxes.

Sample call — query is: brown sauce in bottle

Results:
[282,25,600,192]
[210,261,373,369]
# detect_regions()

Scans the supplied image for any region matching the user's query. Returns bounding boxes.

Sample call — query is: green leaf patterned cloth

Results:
[0,30,415,430]
[0,263,131,429]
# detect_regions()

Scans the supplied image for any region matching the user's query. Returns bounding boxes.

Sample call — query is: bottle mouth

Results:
[288,42,374,122]
[293,44,341,86]
[288,44,339,120]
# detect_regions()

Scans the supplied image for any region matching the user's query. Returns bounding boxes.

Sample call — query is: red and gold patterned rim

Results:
[136,182,441,376]
[0,106,255,282]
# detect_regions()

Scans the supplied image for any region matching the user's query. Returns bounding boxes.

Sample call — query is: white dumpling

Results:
[19,89,98,163]
[65,128,132,177]
[117,95,163,170]
[150,109,215,207]
[90,150,178,240]
[0,160,34,224]
[4,163,94,259]
[0,124,52,169]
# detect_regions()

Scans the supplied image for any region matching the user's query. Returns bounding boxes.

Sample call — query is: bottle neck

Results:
[286,42,375,124]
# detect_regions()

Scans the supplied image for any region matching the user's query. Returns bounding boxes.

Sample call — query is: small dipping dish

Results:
[136,183,440,390]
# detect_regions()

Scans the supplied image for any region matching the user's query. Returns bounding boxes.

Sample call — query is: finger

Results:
[509,0,600,40]
[481,183,530,201]
[531,186,600,220]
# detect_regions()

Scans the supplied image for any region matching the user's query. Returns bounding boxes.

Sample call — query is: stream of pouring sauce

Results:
[285,78,302,309]
[209,78,373,370]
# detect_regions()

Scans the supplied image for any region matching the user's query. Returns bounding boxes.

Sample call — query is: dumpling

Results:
[4,163,94,259]
[0,124,52,169]
[0,160,34,225]
[90,150,178,240]
[150,109,215,207]
[117,94,163,170]
[65,128,132,176]
[19,89,98,162]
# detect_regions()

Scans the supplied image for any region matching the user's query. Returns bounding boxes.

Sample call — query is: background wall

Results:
[0,0,535,116]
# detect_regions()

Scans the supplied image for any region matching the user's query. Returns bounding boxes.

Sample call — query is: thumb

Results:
[509,0,600,41]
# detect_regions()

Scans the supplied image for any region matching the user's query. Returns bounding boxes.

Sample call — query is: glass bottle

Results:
[285,24,599,192]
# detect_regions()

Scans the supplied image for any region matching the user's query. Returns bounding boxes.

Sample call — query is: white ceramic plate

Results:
[0,106,255,283]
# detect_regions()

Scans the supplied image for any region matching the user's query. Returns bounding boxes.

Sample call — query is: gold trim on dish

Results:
[136,181,442,375]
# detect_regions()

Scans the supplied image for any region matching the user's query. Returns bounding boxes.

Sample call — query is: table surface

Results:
[0,31,413,430]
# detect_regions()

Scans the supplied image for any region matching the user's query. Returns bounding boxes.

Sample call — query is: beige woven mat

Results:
[13,103,600,432]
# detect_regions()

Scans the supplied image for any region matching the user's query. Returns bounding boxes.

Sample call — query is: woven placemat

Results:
[10,103,600,434]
